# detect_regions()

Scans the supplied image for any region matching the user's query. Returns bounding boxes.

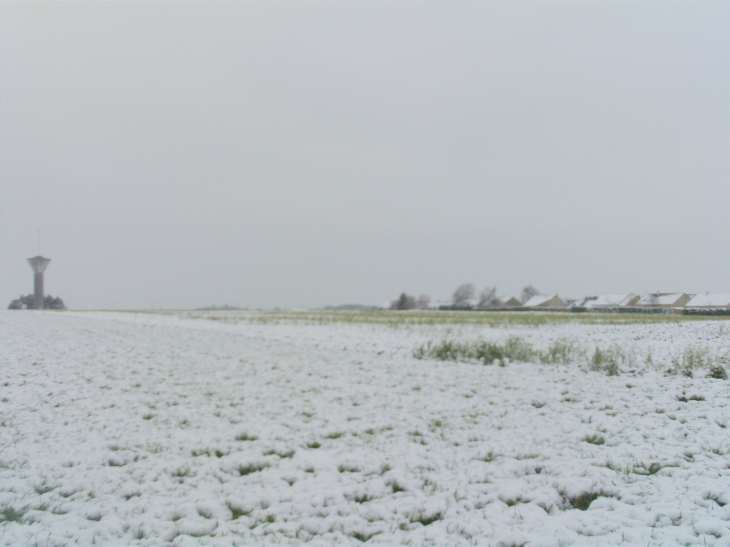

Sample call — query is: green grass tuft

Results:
[235,432,258,442]
[236,462,270,476]
[542,338,585,364]
[338,463,361,473]
[409,510,443,526]
[590,346,627,375]
[570,491,606,511]
[387,478,406,493]
[631,462,667,475]
[478,450,499,462]
[709,366,728,380]
[677,394,705,403]
[170,466,193,478]
[583,434,606,446]
[0,506,26,523]
[351,530,379,542]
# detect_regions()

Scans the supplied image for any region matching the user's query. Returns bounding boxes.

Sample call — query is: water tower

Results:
[27,256,51,309]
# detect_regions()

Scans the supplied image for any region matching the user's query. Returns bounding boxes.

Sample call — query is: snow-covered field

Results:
[1,310,729,546]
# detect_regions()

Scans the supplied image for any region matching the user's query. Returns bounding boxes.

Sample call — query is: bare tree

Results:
[416,294,431,310]
[452,283,476,308]
[390,292,417,310]
[520,285,540,304]
[477,286,498,309]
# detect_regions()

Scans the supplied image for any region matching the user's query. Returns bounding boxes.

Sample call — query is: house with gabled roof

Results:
[585,294,640,308]
[686,293,730,309]
[636,293,691,307]
[523,294,566,308]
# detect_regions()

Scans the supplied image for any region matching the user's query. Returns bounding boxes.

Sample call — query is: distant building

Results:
[523,294,566,308]
[636,293,691,307]
[585,294,640,308]
[686,293,730,309]
[498,296,522,307]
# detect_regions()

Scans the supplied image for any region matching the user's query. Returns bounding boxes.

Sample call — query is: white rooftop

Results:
[523,294,562,307]
[686,293,730,308]
[585,294,637,307]
[637,293,687,306]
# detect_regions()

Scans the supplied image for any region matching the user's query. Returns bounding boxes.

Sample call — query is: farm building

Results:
[499,296,522,307]
[523,294,566,308]
[685,293,730,309]
[636,293,691,307]
[585,294,640,308]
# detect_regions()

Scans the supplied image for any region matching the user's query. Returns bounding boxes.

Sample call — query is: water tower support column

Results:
[27,256,51,310]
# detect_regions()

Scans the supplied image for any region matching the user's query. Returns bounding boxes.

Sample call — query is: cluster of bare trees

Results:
[8,294,66,310]
[389,284,541,311]
[520,285,540,304]
[389,293,431,310]
[449,283,540,309]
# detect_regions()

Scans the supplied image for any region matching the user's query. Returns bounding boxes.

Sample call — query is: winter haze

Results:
[1,2,728,309]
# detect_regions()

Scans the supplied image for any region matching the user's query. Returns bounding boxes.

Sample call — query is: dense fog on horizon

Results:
[1,2,728,310]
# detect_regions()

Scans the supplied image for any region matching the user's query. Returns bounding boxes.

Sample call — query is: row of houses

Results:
[519,292,730,309]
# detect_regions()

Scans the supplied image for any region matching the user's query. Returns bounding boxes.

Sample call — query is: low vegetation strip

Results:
[413,336,540,365]
[171,309,730,328]
[413,337,729,377]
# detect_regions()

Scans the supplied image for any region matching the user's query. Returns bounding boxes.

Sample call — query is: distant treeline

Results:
[8,295,66,310]
[389,293,431,310]
[391,284,540,310]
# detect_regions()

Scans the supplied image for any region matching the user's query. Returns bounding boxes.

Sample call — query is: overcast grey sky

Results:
[1,2,728,309]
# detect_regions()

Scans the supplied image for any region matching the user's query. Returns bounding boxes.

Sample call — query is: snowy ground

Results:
[1,310,730,546]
